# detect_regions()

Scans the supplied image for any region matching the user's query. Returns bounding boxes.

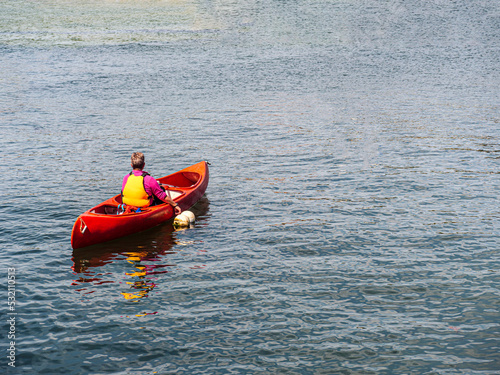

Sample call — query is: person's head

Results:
[131,152,145,170]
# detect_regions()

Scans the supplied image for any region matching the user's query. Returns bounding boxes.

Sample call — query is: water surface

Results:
[1,0,499,374]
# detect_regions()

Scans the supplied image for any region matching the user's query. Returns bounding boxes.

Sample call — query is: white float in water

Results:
[173,210,195,228]
[182,210,195,222]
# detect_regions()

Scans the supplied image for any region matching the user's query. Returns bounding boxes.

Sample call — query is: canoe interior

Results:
[159,172,200,187]
[91,205,121,215]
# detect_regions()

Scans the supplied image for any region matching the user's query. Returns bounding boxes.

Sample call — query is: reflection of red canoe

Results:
[71,161,209,249]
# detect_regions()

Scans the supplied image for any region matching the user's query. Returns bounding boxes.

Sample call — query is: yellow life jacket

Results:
[122,172,151,207]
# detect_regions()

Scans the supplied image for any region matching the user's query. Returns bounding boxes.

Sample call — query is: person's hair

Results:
[131,152,145,169]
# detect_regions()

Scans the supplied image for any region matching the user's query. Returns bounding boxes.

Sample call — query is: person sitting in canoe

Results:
[121,152,182,214]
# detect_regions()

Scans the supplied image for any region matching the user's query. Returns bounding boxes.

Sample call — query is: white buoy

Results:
[182,210,195,223]
[173,210,195,228]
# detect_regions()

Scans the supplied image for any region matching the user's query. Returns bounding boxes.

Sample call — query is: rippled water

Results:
[1,0,499,374]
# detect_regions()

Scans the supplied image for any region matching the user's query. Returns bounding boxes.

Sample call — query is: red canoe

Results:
[71,161,209,249]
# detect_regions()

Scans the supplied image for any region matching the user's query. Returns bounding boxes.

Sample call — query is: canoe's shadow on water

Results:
[71,195,211,273]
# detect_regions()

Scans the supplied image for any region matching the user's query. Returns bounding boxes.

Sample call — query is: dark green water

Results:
[1,0,499,374]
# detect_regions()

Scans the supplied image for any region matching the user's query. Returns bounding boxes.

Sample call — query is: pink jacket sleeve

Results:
[144,175,167,201]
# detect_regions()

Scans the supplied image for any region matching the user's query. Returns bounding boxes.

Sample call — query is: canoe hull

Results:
[71,161,209,249]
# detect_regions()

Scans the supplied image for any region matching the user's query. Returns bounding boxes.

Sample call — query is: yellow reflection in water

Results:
[121,251,161,301]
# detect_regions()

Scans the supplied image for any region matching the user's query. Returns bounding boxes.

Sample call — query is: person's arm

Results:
[147,177,182,215]
[163,195,182,215]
